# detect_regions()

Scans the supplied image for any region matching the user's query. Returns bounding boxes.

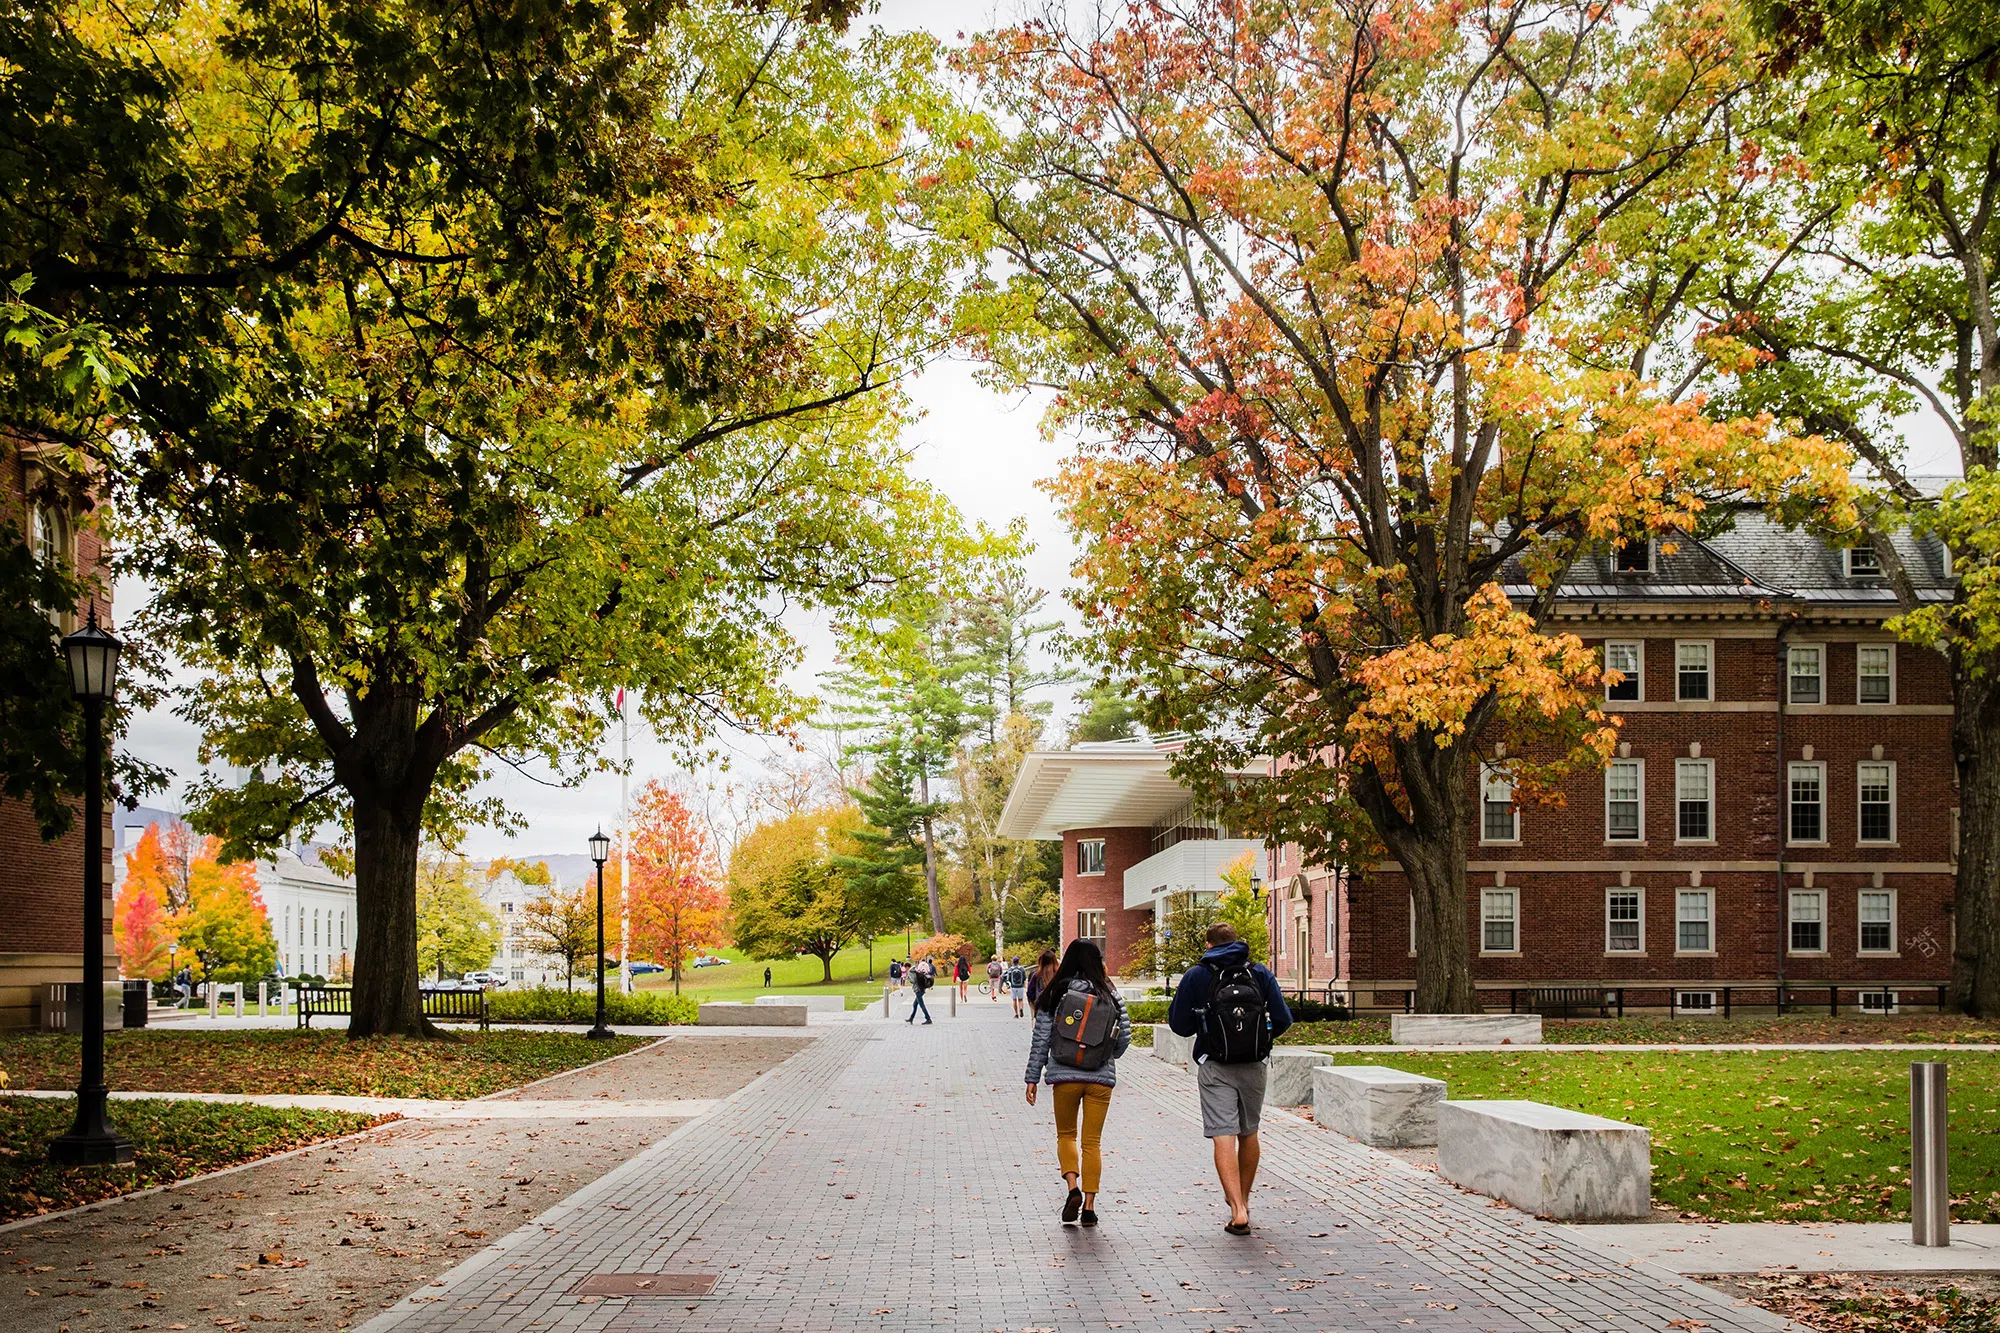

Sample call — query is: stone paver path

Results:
[361,1010,1790,1333]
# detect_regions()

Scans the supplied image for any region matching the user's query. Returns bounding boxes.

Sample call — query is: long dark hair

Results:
[1036,939,1114,1014]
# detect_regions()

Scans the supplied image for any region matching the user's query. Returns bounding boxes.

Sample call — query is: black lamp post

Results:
[585,828,614,1040]
[50,609,134,1166]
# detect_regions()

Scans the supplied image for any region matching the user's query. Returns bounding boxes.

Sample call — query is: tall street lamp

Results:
[586,828,614,1041]
[50,609,134,1166]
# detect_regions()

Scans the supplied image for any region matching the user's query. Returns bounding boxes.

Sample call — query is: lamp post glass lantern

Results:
[586,829,614,1040]
[51,608,134,1165]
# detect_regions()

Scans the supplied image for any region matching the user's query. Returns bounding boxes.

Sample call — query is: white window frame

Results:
[1858,888,1898,955]
[1674,640,1714,702]
[1676,888,1715,955]
[1605,887,1645,955]
[1605,757,1645,842]
[1788,888,1826,955]
[1675,758,1714,844]
[1325,889,1338,955]
[1614,539,1654,574]
[1855,643,1896,706]
[1788,760,1827,846]
[1787,643,1825,706]
[1857,760,1897,845]
[1604,640,1644,703]
[1076,838,1107,876]
[1480,764,1519,844]
[1676,989,1718,1014]
[1480,888,1519,955]
[1075,909,1106,944]
[1860,989,1900,1014]
[1409,895,1417,958]
[1845,546,1882,577]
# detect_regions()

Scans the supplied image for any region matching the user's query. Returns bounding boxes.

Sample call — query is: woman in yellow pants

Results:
[1023,939,1132,1227]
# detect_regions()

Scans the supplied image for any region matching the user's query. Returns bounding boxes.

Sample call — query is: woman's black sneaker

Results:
[1079,1209,1098,1228]
[1061,1188,1083,1223]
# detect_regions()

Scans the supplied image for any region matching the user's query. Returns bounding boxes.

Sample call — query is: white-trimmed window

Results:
[1606,888,1644,954]
[1676,888,1713,953]
[1481,888,1518,953]
[1858,761,1896,843]
[1076,839,1106,875]
[1675,641,1712,701]
[1789,889,1825,954]
[1481,764,1518,843]
[28,505,72,629]
[1614,540,1653,574]
[1408,895,1417,957]
[1677,990,1717,1014]
[1076,909,1106,946]
[1788,644,1823,705]
[1676,759,1713,842]
[1605,640,1643,702]
[1789,761,1825,844]
[1326,889,1338,955]
[1605,759,1644,841]
[1859,889,1896,954]
[1857,645,1895,705]
[1846,545,1882,577]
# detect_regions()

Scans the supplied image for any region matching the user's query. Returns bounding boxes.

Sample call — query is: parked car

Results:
[626,961,665,975]
[422,977,478,992]
[462,970,508,988]
[691,955,730,968]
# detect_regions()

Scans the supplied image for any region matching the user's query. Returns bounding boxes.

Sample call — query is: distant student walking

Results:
[1167,923,1293,1235]
[1023,939,1131,1228]
[955,954,971,1001]
[1005,957,1028,1018]
[986,956,1004,1001]
[906,957,936,1025]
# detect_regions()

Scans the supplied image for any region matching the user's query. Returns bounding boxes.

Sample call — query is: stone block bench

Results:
[754,994,845,1014]
[697,1002,807,1027]
[1151,1024,1194,1068]
[1436,1099,1650,1221]
[1266,1048,1333,1106]
[1312,1065,1446,1146]
[1390,1013,1542,1045]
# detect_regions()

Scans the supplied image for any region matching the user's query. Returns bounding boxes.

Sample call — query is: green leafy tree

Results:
[1216,853,1270,965]
[125,8,968,1036]
[1718,0,2000,1013]
[520,882,596,993]
[415,857,501,980]
[1067,683,1143,746]
[833,744,930,980]
[1126,893,1219,980]
[730,807,870,983]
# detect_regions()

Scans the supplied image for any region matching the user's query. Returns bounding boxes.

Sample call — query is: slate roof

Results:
[1501,482,1960,609]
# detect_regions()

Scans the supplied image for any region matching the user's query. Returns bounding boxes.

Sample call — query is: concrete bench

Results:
[1390,1013,1542,1046]
[1151,1024,1194,1068]
[1436,1099,1650,1221]
[697,1002,807,1027]
[754,994,845,1014]
[1266,1048,1333,1106]
[1312,1065,1446,1146]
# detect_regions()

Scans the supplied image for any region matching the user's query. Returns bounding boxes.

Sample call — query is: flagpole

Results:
[618,689,632,996]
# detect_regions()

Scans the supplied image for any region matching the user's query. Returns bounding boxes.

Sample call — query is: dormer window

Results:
[1614,540,1653,574]
[1846,545,1882,577]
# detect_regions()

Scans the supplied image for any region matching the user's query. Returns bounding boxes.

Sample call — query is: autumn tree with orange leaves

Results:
[627,781,729,994]
[955,0,1856,1010]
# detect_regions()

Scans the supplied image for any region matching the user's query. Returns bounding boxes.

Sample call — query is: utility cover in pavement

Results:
[569,1273,717,1297]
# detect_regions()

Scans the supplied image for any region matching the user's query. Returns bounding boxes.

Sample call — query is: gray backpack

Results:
[1049,985,1118,1070]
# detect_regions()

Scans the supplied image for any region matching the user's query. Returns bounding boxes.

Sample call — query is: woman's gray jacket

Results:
[1023,979,1132,1088]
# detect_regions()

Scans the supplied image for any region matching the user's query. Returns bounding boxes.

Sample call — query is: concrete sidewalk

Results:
[1563,1220,2000,1274]
[0,1088,721,1120]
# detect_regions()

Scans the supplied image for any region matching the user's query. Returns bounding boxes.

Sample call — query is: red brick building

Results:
[1001,514,1958,1014]
[1,445,116,1027]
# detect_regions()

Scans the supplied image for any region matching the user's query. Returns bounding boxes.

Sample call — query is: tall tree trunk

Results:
[349,793,434,1037]
[1358,744,1478,1014]
[918,771,944,934]
[1952,665,2000,1016]
[820,951,834,983]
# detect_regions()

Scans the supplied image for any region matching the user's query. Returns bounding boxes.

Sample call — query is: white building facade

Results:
[262,851,359,980]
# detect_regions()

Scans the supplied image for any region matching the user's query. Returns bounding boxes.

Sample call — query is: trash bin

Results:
[122,978,149,1028]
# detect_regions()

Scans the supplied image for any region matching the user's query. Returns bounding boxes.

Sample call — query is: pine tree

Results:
[834,743,932,977]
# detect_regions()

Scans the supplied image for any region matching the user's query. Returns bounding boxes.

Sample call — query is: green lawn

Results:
[1321,1050,2000,1223]
[0,1029,651,1099]
[0,1097,380,1220]
[1275,1012,2000,1047]
[635,934,917,1006]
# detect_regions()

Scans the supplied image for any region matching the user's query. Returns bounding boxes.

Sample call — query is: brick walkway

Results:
[360,1012,1790,1333]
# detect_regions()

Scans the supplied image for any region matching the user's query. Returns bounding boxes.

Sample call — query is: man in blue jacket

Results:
[1167,922,1293,1234]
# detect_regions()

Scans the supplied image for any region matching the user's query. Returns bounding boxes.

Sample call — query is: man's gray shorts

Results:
[1195,1058,1266,1138]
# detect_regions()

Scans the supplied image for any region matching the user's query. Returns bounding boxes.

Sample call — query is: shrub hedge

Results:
[487,987,697,1025]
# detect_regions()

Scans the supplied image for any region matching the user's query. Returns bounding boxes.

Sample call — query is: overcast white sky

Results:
[116,0,1966,862]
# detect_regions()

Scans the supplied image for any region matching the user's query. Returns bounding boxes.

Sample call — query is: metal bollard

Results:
[949,986,957,1017]
[259,981,267,1015]
[233,984,244,1018]
[207,983,218,1018]
[1912,1061,1950,1247]
[882,986,893,1017]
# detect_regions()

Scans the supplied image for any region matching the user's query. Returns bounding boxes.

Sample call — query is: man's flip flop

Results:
[1223,1221,1251,1236]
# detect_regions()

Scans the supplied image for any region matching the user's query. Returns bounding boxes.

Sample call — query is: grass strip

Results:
[1325,1049,2000,1223]
[0,1097,380,1221]
[0,1029,649,1100]
[1276,1013,2000,1047]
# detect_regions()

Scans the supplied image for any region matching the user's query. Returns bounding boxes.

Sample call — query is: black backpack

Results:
[1048,984,1119,1070]
[1199,963,1271,1064]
